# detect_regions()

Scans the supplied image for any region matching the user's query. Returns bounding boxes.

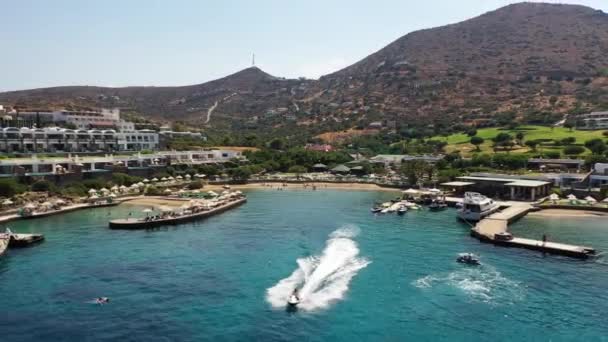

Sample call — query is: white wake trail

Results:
[266,225,370,311]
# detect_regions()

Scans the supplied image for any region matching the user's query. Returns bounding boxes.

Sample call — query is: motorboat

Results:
[429,200,448,211]
[397,207,407,215]
[0,230,9,256]
[457,192,500,221]
[370,206,383,213]
[456,253,480,265]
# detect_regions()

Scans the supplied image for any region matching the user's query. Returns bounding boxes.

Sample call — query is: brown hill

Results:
[1,2,608,134]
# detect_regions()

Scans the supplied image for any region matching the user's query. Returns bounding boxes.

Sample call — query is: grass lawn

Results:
[432,125,607,157]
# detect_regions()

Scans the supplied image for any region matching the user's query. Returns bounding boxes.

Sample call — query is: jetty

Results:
[109,197,246,230]
[471,203,596,259]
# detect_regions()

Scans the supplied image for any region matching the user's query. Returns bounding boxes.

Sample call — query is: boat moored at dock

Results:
[458,192,500,221]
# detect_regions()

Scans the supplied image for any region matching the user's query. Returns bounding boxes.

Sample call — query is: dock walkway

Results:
[109,197,246,229]
[471,203,595,259]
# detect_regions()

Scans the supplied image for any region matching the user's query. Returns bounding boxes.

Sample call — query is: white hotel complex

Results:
[0,106,203,153]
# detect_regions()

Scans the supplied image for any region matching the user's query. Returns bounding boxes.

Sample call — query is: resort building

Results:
[0,150,245,178]
[0,127,159,153]
[527,158,584,172]
[4,108,130,130]
[442,175,551,201]
[370,154,444,167]
[579,111,608,130]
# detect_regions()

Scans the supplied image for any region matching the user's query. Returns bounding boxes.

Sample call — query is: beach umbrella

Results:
[137,182,145,187]
[88,188,97,195]
[108,193,117,198]
[89,194,99,199]
[110,185,119,191]
[197,174,206,178]
[549,193,559,201]
[130,183,139,188]
[207,191,218,197]
[178,189,186,194]
[429,188,441,193]
[152,178,159,182]
[185,174,191,179]
[2,199,14,206]
[585,196,597,203]
[164,189,172,194]
[24,203,36,209]
[143,178,150,183]
[54,199,66,205]
[567,194,577,200]
[167,176,175,180]
[403,189,419,195]
[176,175,183,180]
[142,208,153,213]
[100,187,109,193]
[603,197,608,203]
[161,177,168,181]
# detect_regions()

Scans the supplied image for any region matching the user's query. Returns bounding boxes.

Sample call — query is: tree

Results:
[563,145,585,156]
[585,139,607,155]
[269,138,285,150]
[515,132,525,145]
[564,122,574,132]
[525,140,539,151]
[400,160,428,186]
[0,179,26,197]
[493,132,513,143]
[466,128,477,137]
[230,166,252,181]
[561,137,576,145]
[470,136,484,151]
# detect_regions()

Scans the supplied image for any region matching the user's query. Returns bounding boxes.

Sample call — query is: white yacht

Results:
[457,192,500,221]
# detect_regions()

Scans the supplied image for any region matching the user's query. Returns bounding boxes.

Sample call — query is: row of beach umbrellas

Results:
[141,174,206,183]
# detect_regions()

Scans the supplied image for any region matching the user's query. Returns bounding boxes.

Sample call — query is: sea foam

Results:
[266,225,370,311]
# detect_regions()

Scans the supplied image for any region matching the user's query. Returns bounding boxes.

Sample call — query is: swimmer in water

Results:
[95,297,110,304]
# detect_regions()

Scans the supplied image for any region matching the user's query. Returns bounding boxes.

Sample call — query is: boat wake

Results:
[266,225,370,311]
[413,266,525,304]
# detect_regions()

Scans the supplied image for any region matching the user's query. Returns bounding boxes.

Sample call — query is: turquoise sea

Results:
[1,190,608,341]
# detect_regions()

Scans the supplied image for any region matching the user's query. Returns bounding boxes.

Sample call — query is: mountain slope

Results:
[1,2,608,134]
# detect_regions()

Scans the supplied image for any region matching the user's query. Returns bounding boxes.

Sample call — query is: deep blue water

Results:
[1,190,608,341]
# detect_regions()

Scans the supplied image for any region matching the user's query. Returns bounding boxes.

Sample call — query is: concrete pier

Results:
[109,197,246,229]
[471,204,596,259]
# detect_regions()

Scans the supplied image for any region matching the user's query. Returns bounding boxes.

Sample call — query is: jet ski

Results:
[287,294,300,306]
[288,289,300,306]
[456,253,480,265]
[370,206,383,213]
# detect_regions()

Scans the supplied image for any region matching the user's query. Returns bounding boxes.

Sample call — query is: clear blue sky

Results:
[1,0,606,91]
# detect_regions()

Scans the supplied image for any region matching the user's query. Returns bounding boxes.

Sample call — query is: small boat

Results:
[456,253,480,265]
[429,200,448,211]
[397,207,407,215]
[370,207,383,213]
[458,192,500,222]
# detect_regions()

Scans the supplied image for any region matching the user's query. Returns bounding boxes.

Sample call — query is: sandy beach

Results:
[121,197,189,208]
[204,182,402,192]
[530,208,608,218]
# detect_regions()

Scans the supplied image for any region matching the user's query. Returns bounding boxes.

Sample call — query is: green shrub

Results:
[31,180,54,192]
[187,180,203,190]
[0,179,26,197]
[145,186,163,196]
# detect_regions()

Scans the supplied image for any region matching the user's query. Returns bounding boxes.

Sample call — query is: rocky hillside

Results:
[1,2,608,134]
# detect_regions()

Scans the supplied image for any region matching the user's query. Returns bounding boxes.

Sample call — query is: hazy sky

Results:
[1,0,607,91]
